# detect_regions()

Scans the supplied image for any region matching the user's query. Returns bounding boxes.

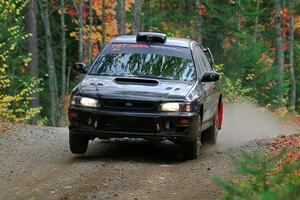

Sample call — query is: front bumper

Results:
[68,106,199,142]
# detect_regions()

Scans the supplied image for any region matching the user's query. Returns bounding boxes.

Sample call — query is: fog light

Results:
[179,118,191,125]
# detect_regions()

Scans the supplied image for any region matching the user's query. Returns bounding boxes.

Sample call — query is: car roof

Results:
[111,35,193,48]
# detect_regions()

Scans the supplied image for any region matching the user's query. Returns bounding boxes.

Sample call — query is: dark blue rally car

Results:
[69,32,223,159]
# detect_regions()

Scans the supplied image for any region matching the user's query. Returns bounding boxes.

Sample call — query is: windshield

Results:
[89,44,196,82]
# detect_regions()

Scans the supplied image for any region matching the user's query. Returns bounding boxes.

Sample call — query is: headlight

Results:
[161,103,180,112]
[71,96,100,108]
[159,102,192,112]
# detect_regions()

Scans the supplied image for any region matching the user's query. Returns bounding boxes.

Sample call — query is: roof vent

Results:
[136,32,167,43]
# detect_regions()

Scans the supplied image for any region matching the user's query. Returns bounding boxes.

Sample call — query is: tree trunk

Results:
[144,0,152,31]
[59,0,67,126]
[254,0,260,42]
[39,0,58,127]
[102,0,106,47]
[288,0,296,112]
[66,63,71,97]
[117,0,126,35]
[237,0,241,32]
[79,0,84,62]
[88,0,93,64]
[195,0,202,45]
[275,0,285,104]
[132,0,144,34]
[25,0,39,108]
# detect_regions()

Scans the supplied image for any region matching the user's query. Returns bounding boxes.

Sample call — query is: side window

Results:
[199,50,212,71]
[193,45,206,76]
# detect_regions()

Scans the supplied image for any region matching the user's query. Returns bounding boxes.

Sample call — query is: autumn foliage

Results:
[270,134,300,174]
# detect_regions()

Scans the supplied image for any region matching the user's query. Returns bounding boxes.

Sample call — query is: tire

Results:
[202,111,219,145]
[69,131,89,154]
[183,116,202,159]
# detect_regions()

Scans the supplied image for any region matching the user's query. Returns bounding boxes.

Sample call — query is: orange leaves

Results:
[269,134,300,174]
[223,37,237,49]
[282,43,289,51]
[239,17,246,22]
[281,7,290,21]
[230,37,237,43]
[223,37,230,49]
[67,9,77,16]
[259,54,274,71]
[199,5,207,16]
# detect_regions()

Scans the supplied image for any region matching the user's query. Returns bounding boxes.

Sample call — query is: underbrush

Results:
[214,135,300,200]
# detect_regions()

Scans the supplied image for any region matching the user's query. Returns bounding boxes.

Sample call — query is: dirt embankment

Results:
[0,103,298,200]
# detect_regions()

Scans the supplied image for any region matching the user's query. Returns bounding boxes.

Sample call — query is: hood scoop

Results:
[114,77,159,86]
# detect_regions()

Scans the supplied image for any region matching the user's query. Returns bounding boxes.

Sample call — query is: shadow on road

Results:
[70,139,218,165]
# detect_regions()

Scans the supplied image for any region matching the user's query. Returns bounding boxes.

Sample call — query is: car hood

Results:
[77,75,196,101]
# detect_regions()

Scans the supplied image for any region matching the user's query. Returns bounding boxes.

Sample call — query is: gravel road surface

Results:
[0,103,297,200]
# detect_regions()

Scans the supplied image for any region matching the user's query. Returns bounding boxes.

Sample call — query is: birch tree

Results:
[237,0,241,32]
[117,0,126,35]
[102,0,106,47]
[132,0,144,34]
[39,0,58,126]
[288,0,296,112]
[88,0,93,64]
[254,0,260,42]
[59,0,67,126]
[195,0,202,45]
[79,0,84,62]
[275,0,284,103]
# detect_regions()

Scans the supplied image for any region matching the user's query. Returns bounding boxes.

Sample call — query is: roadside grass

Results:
[214,134,300,200]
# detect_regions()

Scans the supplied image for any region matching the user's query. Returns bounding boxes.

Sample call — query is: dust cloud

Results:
[218,103,299,147]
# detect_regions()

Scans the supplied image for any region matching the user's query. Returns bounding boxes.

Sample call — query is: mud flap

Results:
[218,101,223,130]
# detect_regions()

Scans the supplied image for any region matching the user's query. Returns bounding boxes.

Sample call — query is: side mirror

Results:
[201,71,220,82]
[73,63,88,74]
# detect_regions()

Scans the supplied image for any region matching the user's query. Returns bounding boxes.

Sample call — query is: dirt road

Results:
[0,104,297,200]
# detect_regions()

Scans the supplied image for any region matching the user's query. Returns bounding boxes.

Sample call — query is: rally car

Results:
[68,32,223,159]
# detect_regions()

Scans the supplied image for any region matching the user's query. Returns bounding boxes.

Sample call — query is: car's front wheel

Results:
[183,116,202,159]
[69,131,89,154]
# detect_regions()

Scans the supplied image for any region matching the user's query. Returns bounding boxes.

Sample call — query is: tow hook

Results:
[156,123,161,133]
[88,118,98,129]
[94,121,98,129]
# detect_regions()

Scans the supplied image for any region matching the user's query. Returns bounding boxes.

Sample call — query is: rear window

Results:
[89,44,196,82]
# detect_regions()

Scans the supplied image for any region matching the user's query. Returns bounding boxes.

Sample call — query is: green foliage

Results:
[1,0,298,125]
[213,150,300,200]
[215,64,256,103]
[0,0,42,123]
[143,0,297,110]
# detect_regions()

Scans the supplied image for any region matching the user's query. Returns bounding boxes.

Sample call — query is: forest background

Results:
[1,0,300,126]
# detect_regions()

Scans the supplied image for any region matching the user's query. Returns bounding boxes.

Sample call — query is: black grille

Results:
[101,99,157,111]
[80,114,156,133]
[102,116,155,133]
